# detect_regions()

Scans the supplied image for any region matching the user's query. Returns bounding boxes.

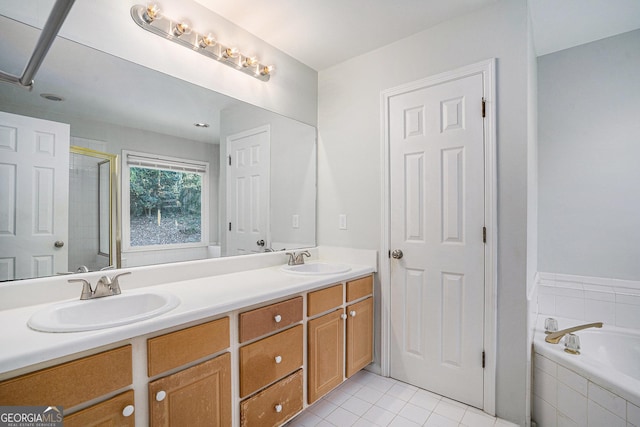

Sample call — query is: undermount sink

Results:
[281,262,351,275]
[28,290,180,333]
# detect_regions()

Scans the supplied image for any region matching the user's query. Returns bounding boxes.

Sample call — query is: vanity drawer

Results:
[64,390,135,427]
[147,317,230,377]
[346,275,373,302]
[239,296,303,343]
[240,369,303,427]
[0,345,132,408]
[239,324,303,397]
[307,284,343,316]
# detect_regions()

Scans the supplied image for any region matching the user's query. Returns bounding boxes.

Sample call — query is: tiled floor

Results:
[286,370,519,427]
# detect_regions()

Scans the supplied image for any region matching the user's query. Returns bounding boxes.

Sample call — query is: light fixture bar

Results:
[130,4,273,82]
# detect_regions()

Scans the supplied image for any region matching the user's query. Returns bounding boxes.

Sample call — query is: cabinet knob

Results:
[156,390,167,402]
[341,313,347,320]
[350,310,357,317]
[274,314,282,323]
[122,405,135,417]
[274,404,283,413]
[274,355,282,364]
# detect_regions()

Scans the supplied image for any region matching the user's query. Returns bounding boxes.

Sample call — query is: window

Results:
[122,151,209,250]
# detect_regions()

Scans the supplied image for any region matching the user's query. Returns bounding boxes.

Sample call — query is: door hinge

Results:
[482,351,486,368]
[228,222,232,231]
[482,98,486,118]
[482,226,487,243]
[228,155,231,166]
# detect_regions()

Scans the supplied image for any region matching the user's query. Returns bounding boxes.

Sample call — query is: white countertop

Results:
[0,262,374,375]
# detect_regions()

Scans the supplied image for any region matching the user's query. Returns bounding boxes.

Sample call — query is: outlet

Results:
[338,214,347,230]
[292,214,300,229]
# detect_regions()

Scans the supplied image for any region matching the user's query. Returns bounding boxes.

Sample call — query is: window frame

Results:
[122,150,209,252]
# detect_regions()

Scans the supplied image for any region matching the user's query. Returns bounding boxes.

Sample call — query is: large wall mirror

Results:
[0,15,316,281]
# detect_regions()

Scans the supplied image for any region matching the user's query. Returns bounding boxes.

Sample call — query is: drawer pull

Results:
[274,314,282,323]
[122,405,135,417]
[341,313,347,320]
[156,390,167,402]
[274,355,282,364]
[350,310,357,317]
[274,404,283,413]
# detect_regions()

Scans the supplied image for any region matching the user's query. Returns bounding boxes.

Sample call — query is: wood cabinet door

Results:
[149,352,231,427]
[307,309,344,403]
[346,297,373,378]
[64,390,135,427]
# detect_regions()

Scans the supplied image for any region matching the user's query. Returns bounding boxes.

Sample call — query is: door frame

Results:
[379,59,497,414]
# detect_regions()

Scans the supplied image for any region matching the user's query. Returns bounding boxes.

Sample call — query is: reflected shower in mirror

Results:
[67,146,118,274]
[0,14,316,281]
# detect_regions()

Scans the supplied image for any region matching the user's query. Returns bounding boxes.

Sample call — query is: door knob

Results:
[54,240,65,248]
[391,249,403,259]
[256,239,265,247]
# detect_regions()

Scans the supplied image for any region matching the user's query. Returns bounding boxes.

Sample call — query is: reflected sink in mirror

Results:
[281,262,351,275]
[27,291,180,333]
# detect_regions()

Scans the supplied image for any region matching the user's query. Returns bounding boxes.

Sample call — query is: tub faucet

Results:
[545,322,603,344]
[285,250,311,265]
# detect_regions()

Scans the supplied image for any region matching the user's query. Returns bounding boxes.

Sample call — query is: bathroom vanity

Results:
[0,252,375,427]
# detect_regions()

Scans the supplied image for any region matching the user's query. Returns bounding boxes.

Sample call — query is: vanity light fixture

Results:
[131,4,273,82]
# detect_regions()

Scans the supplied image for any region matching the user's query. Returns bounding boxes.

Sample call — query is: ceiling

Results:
[194,0,640,70]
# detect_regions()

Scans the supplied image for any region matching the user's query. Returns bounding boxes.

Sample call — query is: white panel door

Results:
[226,125,270,255]
[0,111,70,280]
[389,73,485,407]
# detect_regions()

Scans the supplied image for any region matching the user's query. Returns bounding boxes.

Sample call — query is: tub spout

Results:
[545,322,603,344]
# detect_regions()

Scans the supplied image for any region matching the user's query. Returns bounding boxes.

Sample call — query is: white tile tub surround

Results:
[536,272,640,329]
[532,338,640,427]
[532,352,640,427]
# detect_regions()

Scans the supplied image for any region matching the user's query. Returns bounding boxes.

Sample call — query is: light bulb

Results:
[224,47,239,58]
[143,4,161,23]
[243,56,258,67]
[260,65,274,76]
[173,22,191,37]
[199,33,216,48]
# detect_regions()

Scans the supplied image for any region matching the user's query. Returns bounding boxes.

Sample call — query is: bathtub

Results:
[533,317,640,426]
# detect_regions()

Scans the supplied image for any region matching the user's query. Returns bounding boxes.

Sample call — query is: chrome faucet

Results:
[545,321,603,344]
[285,250,311,266]
[68,272,131,300]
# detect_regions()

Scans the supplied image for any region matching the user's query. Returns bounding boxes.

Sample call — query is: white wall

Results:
[0,0,318,126]
[317,0,533,424]
[538,29,640,281]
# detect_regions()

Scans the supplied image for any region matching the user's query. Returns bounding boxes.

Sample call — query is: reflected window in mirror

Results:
[122,151,209,251]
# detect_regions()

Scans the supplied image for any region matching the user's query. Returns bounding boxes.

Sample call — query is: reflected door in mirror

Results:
[0,111,70,280]
[226,126,270,255]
